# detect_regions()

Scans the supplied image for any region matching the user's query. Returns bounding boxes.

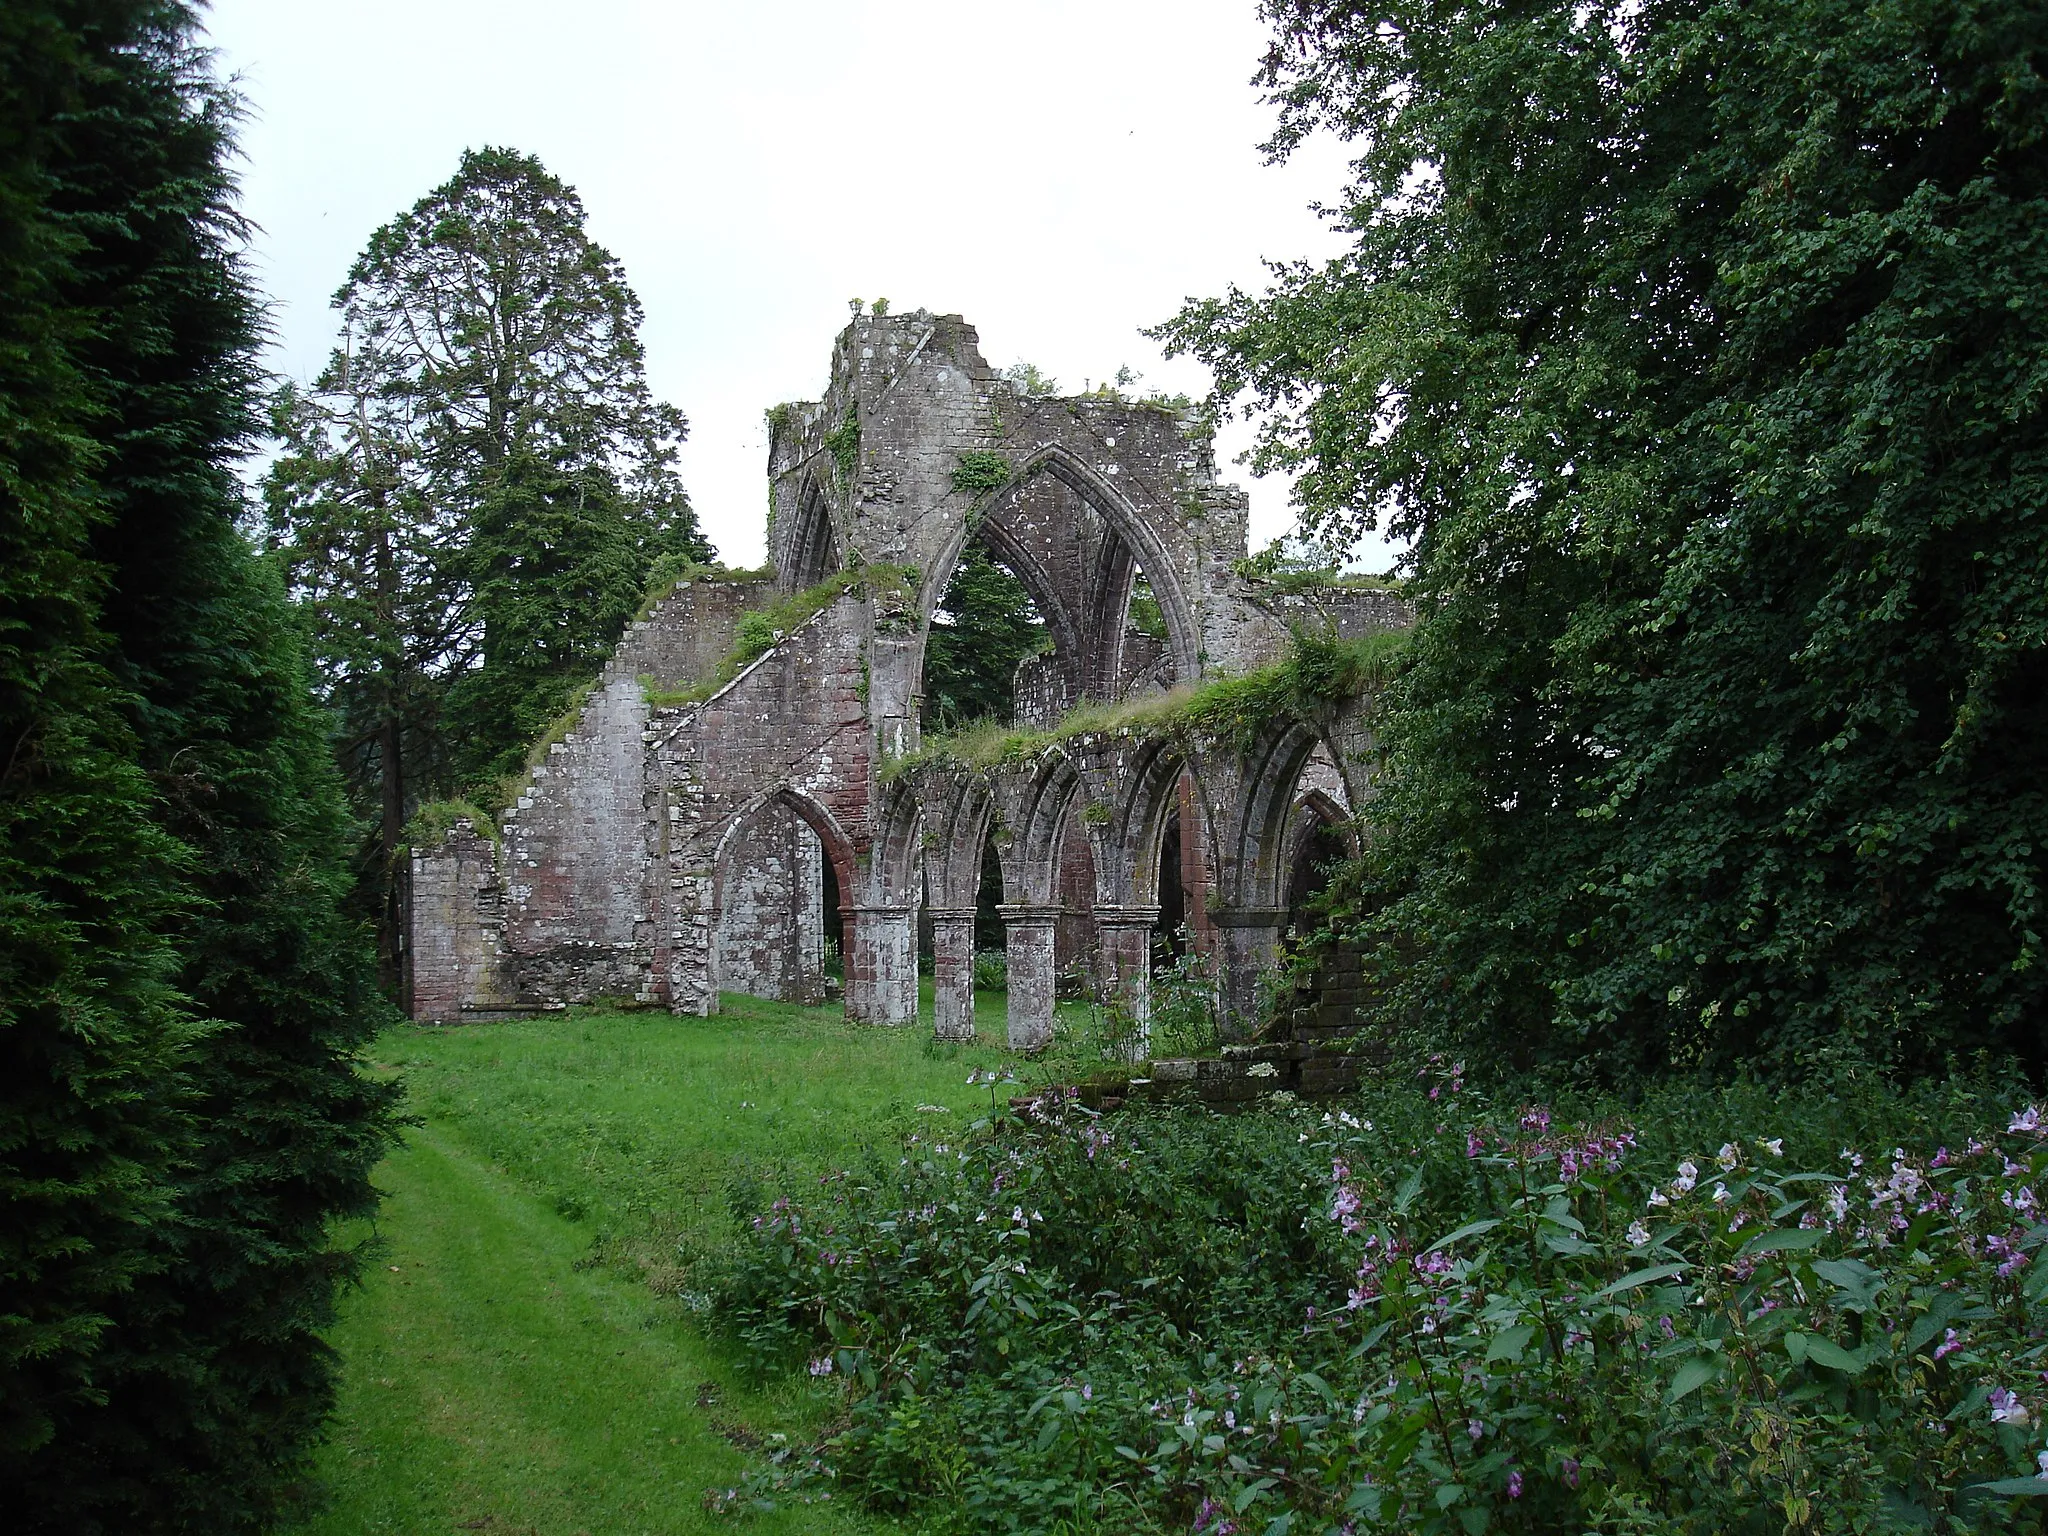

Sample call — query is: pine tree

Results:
[443,450,649,790]
[0,0,200,1477]
[922,544,1050,729]
[1,3,398,1526]
[262,146,711,946]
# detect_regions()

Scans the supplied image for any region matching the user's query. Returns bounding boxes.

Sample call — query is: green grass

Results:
[290,988,1093,1534]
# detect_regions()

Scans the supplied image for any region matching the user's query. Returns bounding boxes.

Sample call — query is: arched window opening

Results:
[1286,810,1349,936]
[1113,563,1178,703]
[714,797,832,1006]
[922,541,1052,731]
[1150,775,1212,966]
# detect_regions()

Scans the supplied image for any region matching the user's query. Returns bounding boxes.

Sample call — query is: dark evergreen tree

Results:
[0,3,398,1528]
[922,544,1049,729]
[1165,0,2048,1078]
[262,147,711,952]
[443,450,649,789]
[0,0,200,1480]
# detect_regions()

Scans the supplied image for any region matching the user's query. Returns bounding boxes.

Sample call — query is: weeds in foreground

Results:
[709,1068,2048,1533]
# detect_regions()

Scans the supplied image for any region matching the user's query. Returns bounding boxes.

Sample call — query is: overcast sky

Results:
[203,0,1391,570]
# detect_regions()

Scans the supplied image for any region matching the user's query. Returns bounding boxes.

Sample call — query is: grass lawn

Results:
[289,987,1089,1535]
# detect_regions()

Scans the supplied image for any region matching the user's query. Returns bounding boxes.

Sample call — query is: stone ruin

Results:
[408,311,1410,1051]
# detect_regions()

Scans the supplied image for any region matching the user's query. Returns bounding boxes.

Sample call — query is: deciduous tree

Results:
[1165,0,2048,1077]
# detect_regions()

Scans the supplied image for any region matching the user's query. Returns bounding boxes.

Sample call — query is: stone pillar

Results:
[408,822,505,1022]
[1177,774,1217,957]
[1212,907,1288,1042]
[998,904,1061,1052]
[1092,904,1160,1061]
[845,904,919,1026]
[929,906,978,1043]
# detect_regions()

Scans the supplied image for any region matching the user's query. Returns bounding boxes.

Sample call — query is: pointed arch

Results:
[919,444,1202,698]
[990,751,1087,908]
[1226,721,1333,912]
[780,474,840,592]
[868,776,925,906]
[1005,445,1201,680]
[916,769,995,912]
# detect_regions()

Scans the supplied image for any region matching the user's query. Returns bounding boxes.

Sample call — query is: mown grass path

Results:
[294,1121,870,1536]
[290,991,1082,1534]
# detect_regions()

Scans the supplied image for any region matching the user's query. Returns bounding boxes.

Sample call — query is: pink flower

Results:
[1935,1329,1962,1361]
[1506,1470,1524,1499]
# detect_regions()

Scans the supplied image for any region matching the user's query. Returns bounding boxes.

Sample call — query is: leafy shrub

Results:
[1147,940,1220,1060]
[973,950,1008,993]
[709,1070,2048,1533]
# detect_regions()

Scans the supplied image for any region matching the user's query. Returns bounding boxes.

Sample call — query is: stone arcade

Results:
[408,311,1409,1047]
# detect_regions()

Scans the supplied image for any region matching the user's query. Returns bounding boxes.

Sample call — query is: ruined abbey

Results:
[408,311,1409,1049]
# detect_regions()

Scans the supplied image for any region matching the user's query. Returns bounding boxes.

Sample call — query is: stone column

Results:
[928,906,978,1043]
[845,904,919,1026]
[998,903,1061,1052]
[1092,904,1160,1060]
[1212,906,1288,1042]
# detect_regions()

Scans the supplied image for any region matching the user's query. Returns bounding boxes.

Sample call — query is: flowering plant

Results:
[709,1076,2048,1533]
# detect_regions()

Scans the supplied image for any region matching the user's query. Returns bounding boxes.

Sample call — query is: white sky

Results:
[204,0,1393,571]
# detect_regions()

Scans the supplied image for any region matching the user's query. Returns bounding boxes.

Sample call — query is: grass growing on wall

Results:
[643,564,919,711]
[885,627,1407,778]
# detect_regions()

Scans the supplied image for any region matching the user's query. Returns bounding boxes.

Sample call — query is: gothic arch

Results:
[867,776,925,907]
[917,769,995,911]
[1225,721,1334,912]
[922,444,1202,691]
[780,475,840,591]
[991,751,1086,908]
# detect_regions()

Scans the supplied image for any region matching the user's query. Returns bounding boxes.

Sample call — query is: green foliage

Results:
[402,798,498,854]
[824,410,861,484]
[261,145,712,962]
[0,4,399,1526]
[1001,361,1060,398]
[1126,571,1167,639]
[443,452,646,792]
[922,544,1049,731]
[950,450,1012,496]
[1146,939,1221,1059]
[972,950,1009,993]
[895,628,1406,775]
[1160,0,2048,1079]
[713,1072,2048,1533]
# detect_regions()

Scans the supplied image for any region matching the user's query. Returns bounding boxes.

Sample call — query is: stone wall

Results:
[410,311,1414,1046]
[409,822,507,1023]
[650,590,876,1017]
[714,798,827,1004]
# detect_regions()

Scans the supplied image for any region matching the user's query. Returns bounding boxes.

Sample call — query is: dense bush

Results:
[712,1072,2048,1533]
[1,4,397,1527]
[1164,0,2048,1079]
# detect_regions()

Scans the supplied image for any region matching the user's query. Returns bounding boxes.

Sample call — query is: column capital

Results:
[1209,905,1289,929]
[844,902,918,917]
[1093,904,1162,929]
[925,906,978,922]
[996,903,1063,924]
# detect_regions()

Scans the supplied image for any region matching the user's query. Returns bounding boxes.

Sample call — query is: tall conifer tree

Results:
[0,3,397,1527]
[263,148,712,929]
